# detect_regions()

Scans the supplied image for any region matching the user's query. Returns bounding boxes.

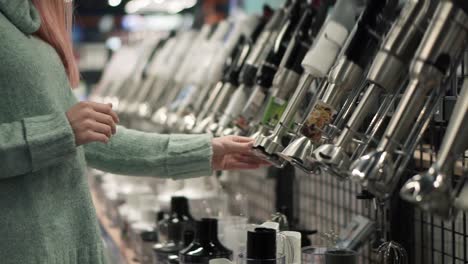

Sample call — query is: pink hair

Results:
[32,0,80,88]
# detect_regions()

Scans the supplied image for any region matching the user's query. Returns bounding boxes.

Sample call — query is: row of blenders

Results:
[91,0,468,222]
[194,0,315,136]
[237,0,468,221]
[252,0,400,167]
[89,1,468,262]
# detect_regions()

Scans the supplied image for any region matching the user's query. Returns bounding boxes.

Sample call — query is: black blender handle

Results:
[222,35,246,81]
[279,7,315,76]
[222,35,250,85]
[250,0,310,87]
[343,0,399,69]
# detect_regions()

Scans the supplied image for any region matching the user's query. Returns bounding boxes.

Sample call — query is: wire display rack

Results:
[224,52,468,264]
[411,120,468,264]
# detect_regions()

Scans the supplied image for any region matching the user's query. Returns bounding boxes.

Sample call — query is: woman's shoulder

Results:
[0,12,31,51]
[0,11,17,34]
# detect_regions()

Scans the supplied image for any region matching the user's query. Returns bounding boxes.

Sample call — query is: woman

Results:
[0,1,265,263]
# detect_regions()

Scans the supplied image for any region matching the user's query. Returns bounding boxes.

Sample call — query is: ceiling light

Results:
[125,0,197,14]
[108,0,122,7]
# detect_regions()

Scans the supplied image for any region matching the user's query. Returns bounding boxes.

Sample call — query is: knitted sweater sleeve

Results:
[0,113,77,179]
[84,128,213,179]
[63,92,213,179]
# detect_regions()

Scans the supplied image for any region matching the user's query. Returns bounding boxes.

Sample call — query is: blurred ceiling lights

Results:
[125,0,197,14]
[108,0,123,7]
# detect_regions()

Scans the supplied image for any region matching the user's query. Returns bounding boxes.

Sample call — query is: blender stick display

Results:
[350,0,468,198]
[193,2,297,134]
[150,23,221,129]
[252,0,365,165]
[400,76,468,219]
[232,0,333,138]
[174,16,264,133]
[214,1,316,136]
[314,0,436,177]
[279,0,402,174]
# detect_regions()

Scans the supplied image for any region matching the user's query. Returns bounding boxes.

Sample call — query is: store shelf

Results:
[91,189,139,264]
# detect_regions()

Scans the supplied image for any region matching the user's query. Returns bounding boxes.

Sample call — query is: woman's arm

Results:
[62,90,213,178]
[84,128,213,179]
[0,113,76,179]
[66,90,264,178]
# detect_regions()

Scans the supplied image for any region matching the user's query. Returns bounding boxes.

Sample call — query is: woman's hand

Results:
[211,136,270,171]
[66,101,120,146]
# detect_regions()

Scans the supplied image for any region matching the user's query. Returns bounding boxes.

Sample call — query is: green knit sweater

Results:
[0,1,213,263]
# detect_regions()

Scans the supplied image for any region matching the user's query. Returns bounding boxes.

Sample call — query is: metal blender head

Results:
[137,102,152,119]
[165,112,180,131]
[207,121,220,135]
[377,241,408,264]
[252,133,288,168]
[351,0,468,198]
[400,69,468,219]
[151,107,169,127]
[192,114,214,134]
[251,126,287,168]
[249,127,264,142]
[314,144,351,179]
[255,129,286,155]
[277,136,313,165]
[253,75,318,168]
[177,113,197,133]
[311,0,438,180]
[253,0,362,168]
[349,150,397,198]
[400,166,455,219]
[276,136,321,173]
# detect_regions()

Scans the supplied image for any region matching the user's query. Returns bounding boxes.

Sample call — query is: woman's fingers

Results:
[225,140,254,154]
[88,102,120,123]
[93,111,117,134]
[67,101,119,146]
[230,135,254,144]
[90,120,113,138]
[83,130,109,144]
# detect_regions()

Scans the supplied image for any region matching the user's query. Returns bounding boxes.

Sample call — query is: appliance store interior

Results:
[68,0,468,263]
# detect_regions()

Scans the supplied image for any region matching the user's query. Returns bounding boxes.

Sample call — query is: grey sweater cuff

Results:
[166,134,213,179]
[23,112,77,171]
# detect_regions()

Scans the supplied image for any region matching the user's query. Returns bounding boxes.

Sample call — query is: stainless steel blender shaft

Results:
[281,0,403,174]
[351,0,468,198]
[299,57,364,143]
[150,24,215,127]
[253,74,317,167]
[252,0,361,162]
[266,74,316,140]
[377,3,467,153]
[314,0,435,177]
[216,4,314,137]
[400,76,468,219]
[237,1,335,138]
[195,81,224,124]
[192,7,288,134]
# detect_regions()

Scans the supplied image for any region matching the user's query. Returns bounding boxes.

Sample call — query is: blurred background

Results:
[73,0,286,99]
